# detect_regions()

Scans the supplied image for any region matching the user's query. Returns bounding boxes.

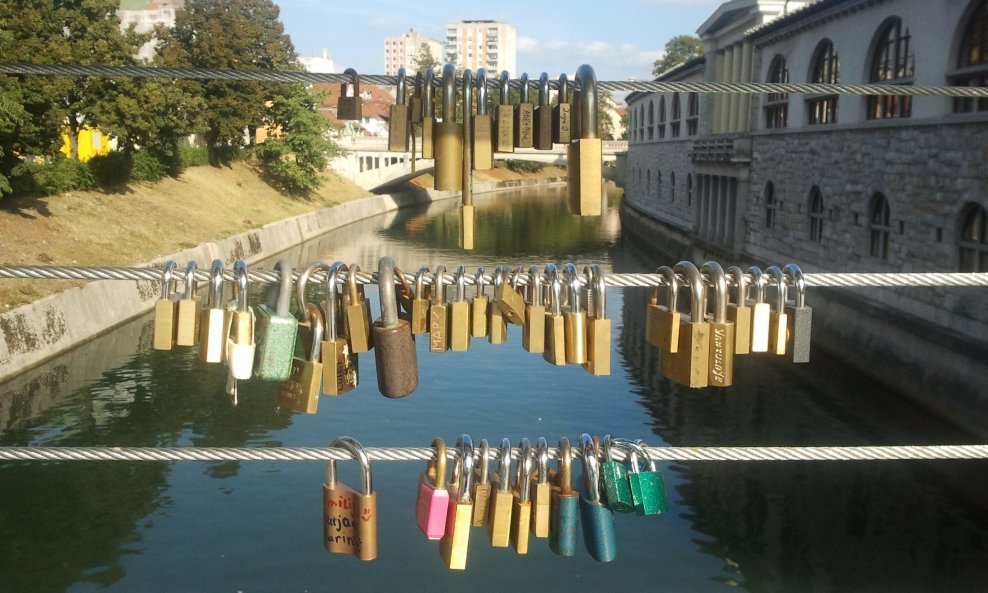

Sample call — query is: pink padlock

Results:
[415,437,450,539]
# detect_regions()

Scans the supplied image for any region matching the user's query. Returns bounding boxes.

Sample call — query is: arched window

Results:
[959,203,988,271]
[869,193,891,260]
[657,96,667,139]
[869,17,914,119]
[670,172,676,202]
[686,93,699,135]
[765,55,789,128]
[765,181,777,229]
[656,170,662,199]
[639,105,646,140]
[953,0,988,112]
[647,100,655,140]
[807,40,839,124]
[647,169,651,194]
[809,187,825,242]
[631,109,637,142]
[670,94,682,137]
[686,173,693,207]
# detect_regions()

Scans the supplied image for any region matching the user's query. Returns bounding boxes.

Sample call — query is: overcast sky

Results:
[275,0,719,82]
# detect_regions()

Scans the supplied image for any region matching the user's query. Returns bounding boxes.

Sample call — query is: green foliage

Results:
[619,110,629,140]
[87,152,132,188]
[179,146,211,168]
[10,158,95,196]
[506,160,545,174]
[652,35,705,77]
[412,43,440,74]
[130,151,167,182]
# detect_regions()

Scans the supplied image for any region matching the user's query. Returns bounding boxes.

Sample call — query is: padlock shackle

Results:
[297,261,331,321]
[160,260,176,300]
[208,259,224,308]
[727,265,747,307]
[423,67,435,117]
[609,437,649,474]
[396,67,406,107]
[527,265,543,306]
[535,437,550,485]
[766,265,787,311]
[462,69,472,129]
[343,67,359,96]
[783,263,805,308]
[574,64,598,140]
[454,266,467,302]
[454,434,474,502]
[305,303,324,362]
[432,437,447,490]
[748,266,766,304]
[431,265,446,305]
[415,266,430,299]
[557,73,569,104]
[327,436,372,494]
[587,264,606,319]
[440,63,456,121]
[538,72,550,107]
[564,262,582,314]
[234,260,250,313]
[326,262,347,341]
[272,259,293,317]
[545,263,562,316]
[515,438,533,503]
[580,433,602,503]
[634,438,658,472]
[377,256,399,329]
[701,261,728,324]
[519,72,529,104]
[474,266,485,298]
[183,260,197,300]
[496,437,512,493]
[477,438,490,485]
[673,261,704,320]
[476,68,488,115]
[510,265,524,292]
[498,70,510,106]
[557,436,573,496]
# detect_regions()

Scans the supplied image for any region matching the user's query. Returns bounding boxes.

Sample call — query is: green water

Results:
[1,186,987,593]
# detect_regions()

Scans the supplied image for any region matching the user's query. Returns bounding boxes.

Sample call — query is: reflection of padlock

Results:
[324,437,377,560]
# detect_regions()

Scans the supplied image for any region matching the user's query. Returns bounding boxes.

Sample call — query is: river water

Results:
[1,186,987,593]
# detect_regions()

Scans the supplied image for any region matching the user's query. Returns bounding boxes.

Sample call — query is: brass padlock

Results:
[449,266,471,352]
[567,64,603,216]
[421,67,435,159]
[514,73,534,149]
[277,303,323,414]
[429,265,449,353]
[510,438,534,554]
[434,63,463,191]
[660,262,710,388]
[322,262,359,396]
[487,438,514,547]
[410,71,423,125]
[645,266,680,353]
[534,72,553,150]
[471,267,488,338]
[563,263,587,365]
[199,259,227,363]
[337,68,362,121]
[748,266,771,353]
[410,266,431,335]
[726,266,752,355]
[324,437,377,561]
[440,435,475,570]
[389,67,411,152]
[153,260,179,350]
[530,437,552,538]
[493,70,514,153]
[522,265,545,354]
[488,266,508,345]
[175,260,200,347]
[701,261,735,387]
[552,73,572,144]
[472,68,494,170]
[471,438,492,526]
[344,264,373,353]
[583,264,611,376]
[372,256,418,398]
[543,264,566,366]
[766,266,789,356]
[494,265,526,326]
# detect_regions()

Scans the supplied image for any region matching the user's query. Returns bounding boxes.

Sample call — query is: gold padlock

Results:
[487,438,514,547]
[410,71,423,125]
[388,67,411,152]
[449,266,471,352]
[344,264,373,353]
[322,262,359,396]
[434,63,463,191]
[429,266,449,353]
[661,262,710,388]
[522,265,545,354]
[472,68,494,170]
[493,70,514,153]
[701,261,735,387]
[513,73,534,149]
[411,266,431,335]
[645,266,680,353]
[766,266,789,356]
[543,264,566,366]
[471,267,488,338]
[563,263,587,365]
[552,73,572,144]
[533,72,553,150]
[153,260,179,351]
[337,68,362,121]
[439,435,475,570]
[583,264,611,376]
[726,266,752,355]
[488,266,509,345]
[175,260,201,347]
[567,64,603,216]
[421,67,435,159]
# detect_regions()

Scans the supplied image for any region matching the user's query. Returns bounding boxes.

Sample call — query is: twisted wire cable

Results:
[1,63,986,97]
[1,445,987,463]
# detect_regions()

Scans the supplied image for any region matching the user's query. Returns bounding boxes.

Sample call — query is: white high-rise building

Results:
[300,49,336,74]
[444,20,516,76]
[384,29,443,76]
[117,0,184,61]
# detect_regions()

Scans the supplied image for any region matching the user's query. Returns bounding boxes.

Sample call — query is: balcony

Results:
[689,136,751,165]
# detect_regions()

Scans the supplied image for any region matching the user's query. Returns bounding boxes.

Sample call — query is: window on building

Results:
[686,93,699,135]
[670,94,681,137]
[959,203,988,271]
[647,170,651,194]
[639,105,646,141]
[631,109,637,142]
[657,96,667,139]
[809,186,824,242]
[869,193,891,259]
[953,0,988,112]
[670,172,676,202]
[869,17,914,119]
[765,181,777,229]
[656,170,662,199]
[648,100,655,140]
[687,173,693,207]
[765,55,789,128]
[807,39,839,124]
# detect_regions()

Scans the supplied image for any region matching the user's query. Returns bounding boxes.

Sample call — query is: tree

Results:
[652,35,705,77]
[411,43,440,74]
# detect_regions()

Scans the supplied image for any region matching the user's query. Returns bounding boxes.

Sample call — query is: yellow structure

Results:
[59,127,111,162]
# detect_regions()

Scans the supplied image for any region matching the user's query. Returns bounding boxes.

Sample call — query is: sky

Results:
[274,0,721,83]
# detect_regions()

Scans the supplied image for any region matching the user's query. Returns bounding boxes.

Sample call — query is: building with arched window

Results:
[621,0,987,431]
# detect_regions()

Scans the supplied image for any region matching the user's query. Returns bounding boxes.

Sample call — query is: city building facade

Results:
[384,29,443,76]
[117,0,184,61]
[444,20,516,76]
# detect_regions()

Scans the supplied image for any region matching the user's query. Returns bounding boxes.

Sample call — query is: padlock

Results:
[459,69,475,251]
[429,265,449,353]
[421,67,435,159]
[748,266,771,353]
[510,438,534,554]
[766,266,789,356]
[472,68,493,171]
[337,68,362,121]
[471,438,492,526]
[543,264,566,366]
[549,436,580,557]
[579,434,616,562]
[372,256,419,398]
[199,259,227,363]
[660,261,710,388]
[626,439,668,516]
[393,264,415,317]
[152,260,179,350]
[645,266,680,353]
[175,260,200,347]
[567,64,603,217]
[784,263,813,363]
[563,263,587,365]
[449,266,471,352]
[513,73,534,149]
[324,437,377,560]
[534,72,553,150]
[344,264,373,353]
[439,435,474,570]
[701,261,735,387]
[726,265,752,355]
[388,67,411,152]
[410,71,423,125]
[583,264,611,376]
[225,260,256,381]
[411,266,431,335]
[416,437,449,540]
[322,262,359,396]
[434,63,463,191]
[552,73,572,144]
[487,266,508,345]
[493,70,514,153]
[277,303,323,414]
[530,437,552,538]
[487,437,514,547]
[601,435,634,513]
[493,264,526,326]
[254,259,298,382]
[471,267,488,338]
[522,265,545,353]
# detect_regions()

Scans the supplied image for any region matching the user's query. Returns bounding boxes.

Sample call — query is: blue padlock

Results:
[578,434,617,562]
[549,436,580,557]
